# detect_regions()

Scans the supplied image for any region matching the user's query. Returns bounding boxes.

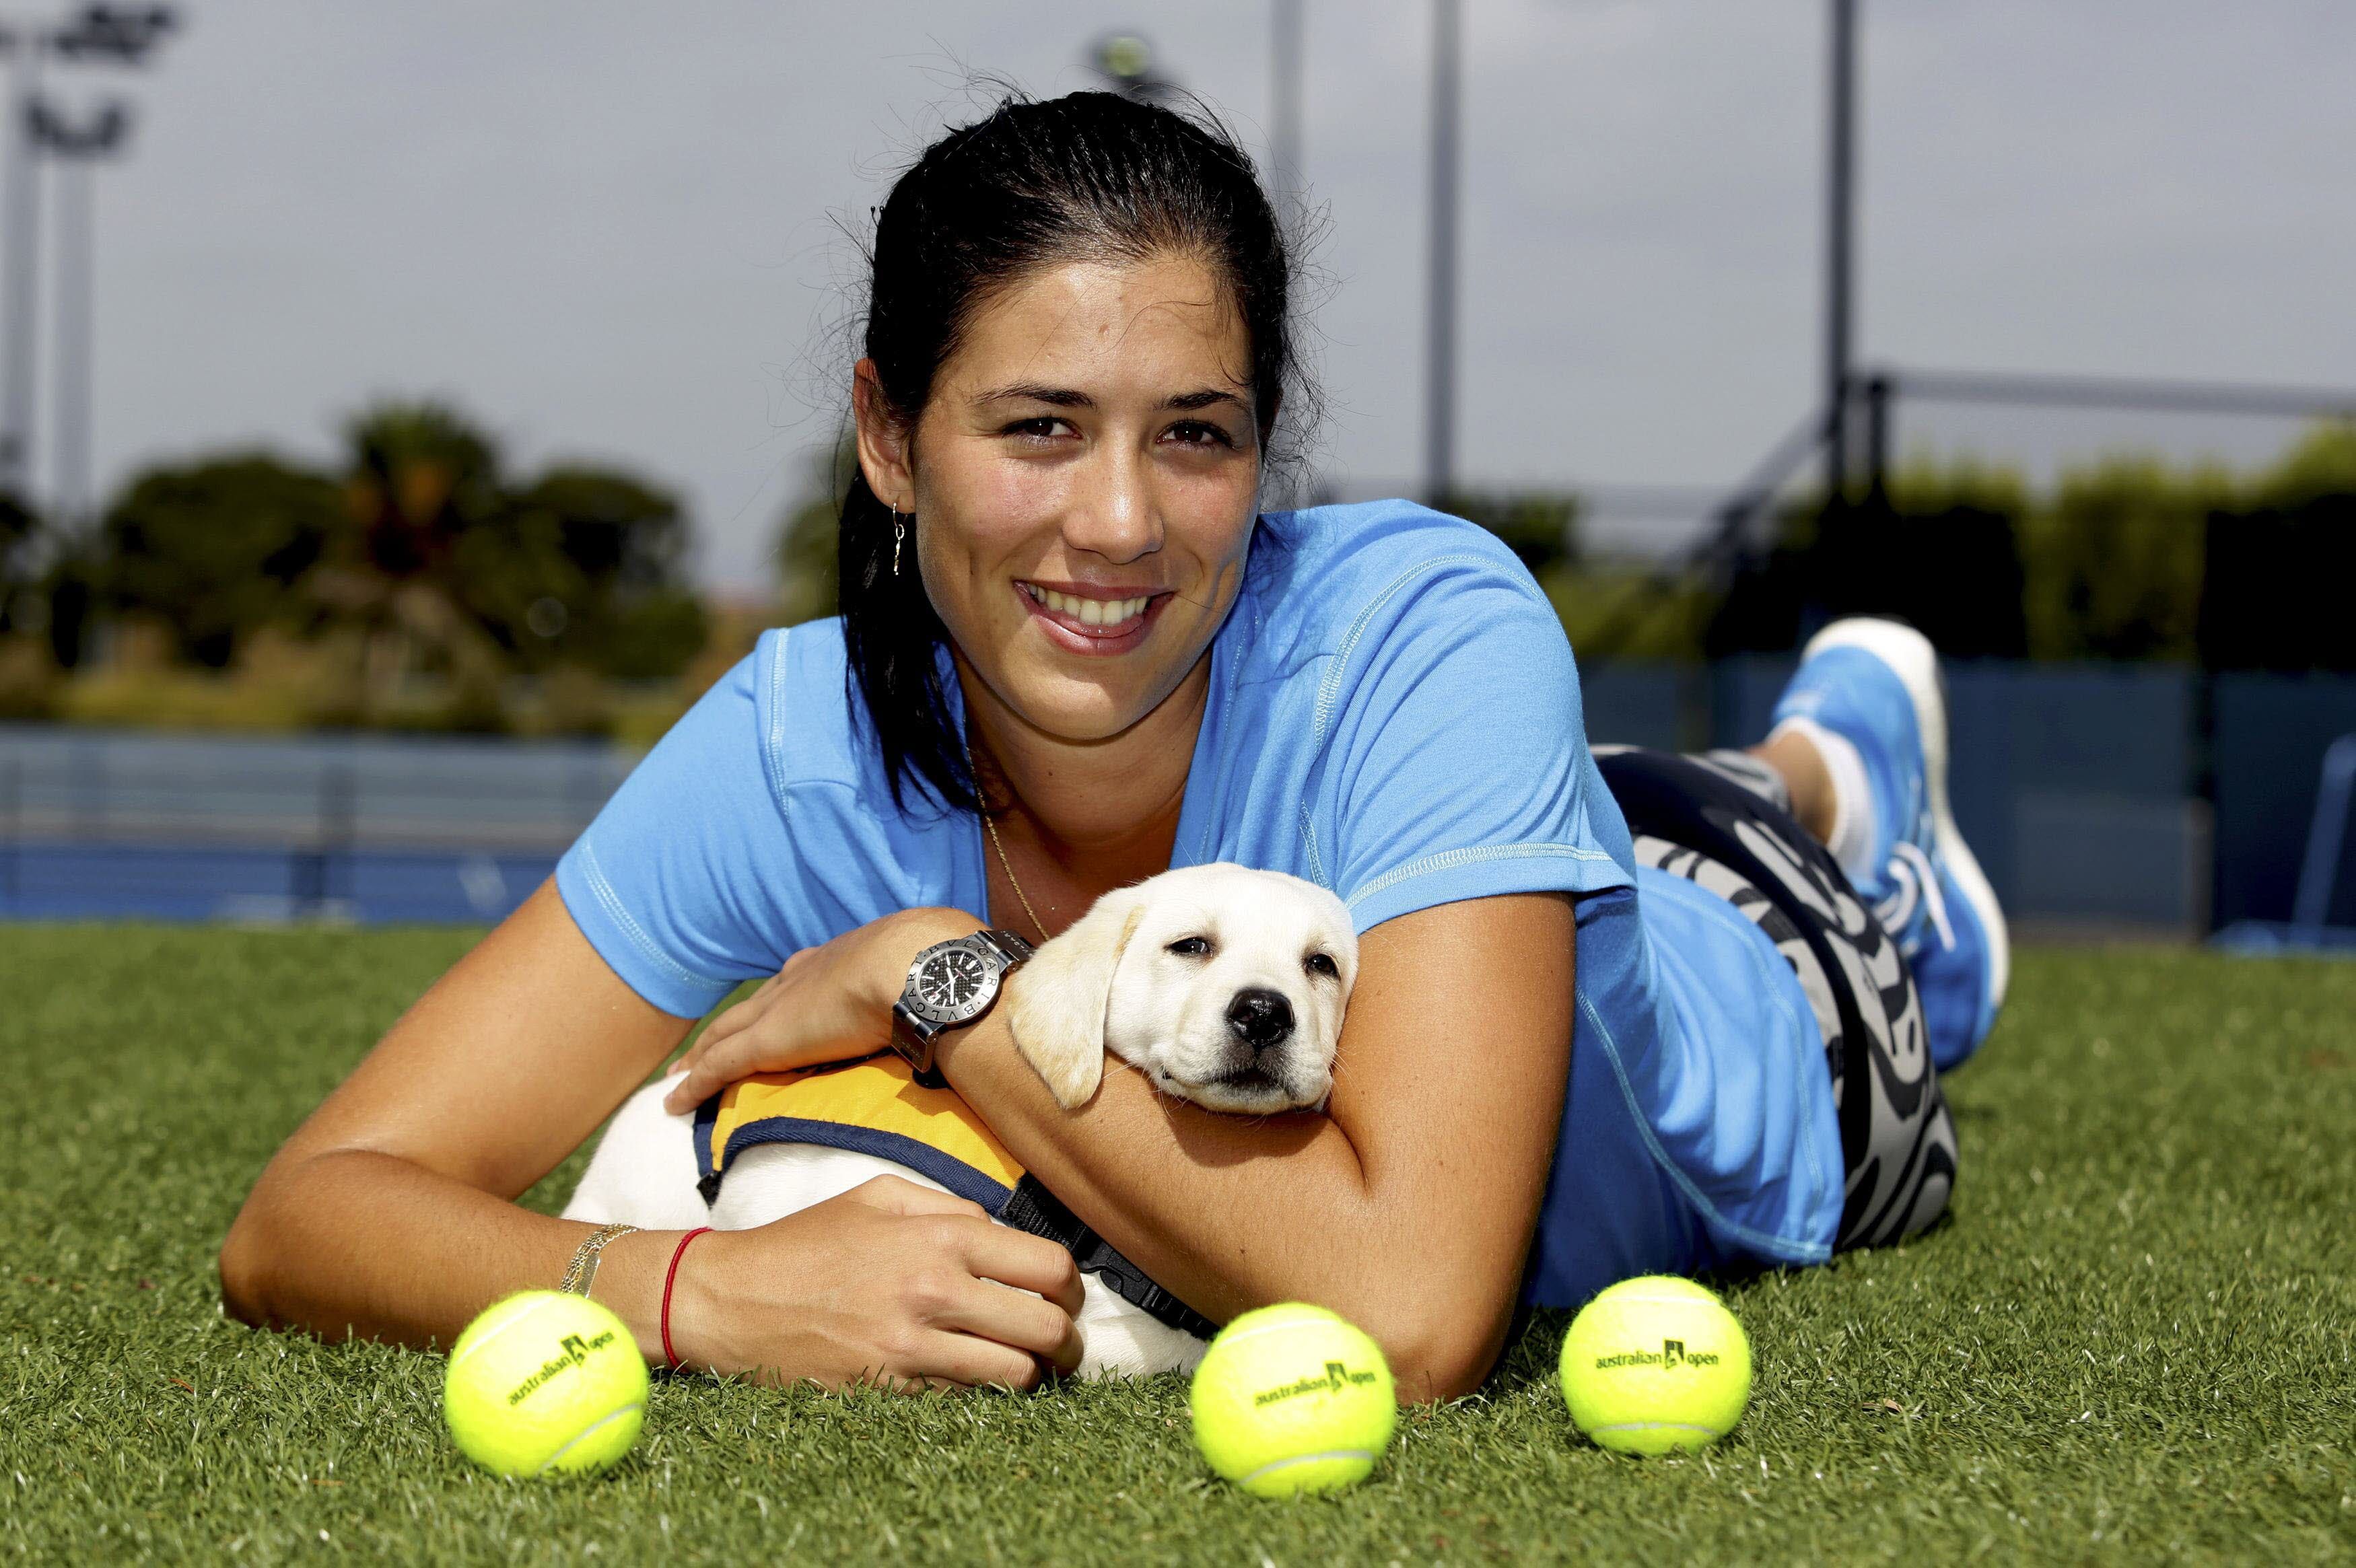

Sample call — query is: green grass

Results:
[3,927,2353,1565]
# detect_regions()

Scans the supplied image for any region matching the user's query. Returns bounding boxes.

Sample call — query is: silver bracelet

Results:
[559,1222,639,1298]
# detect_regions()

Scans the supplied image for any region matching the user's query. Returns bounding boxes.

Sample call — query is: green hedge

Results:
[1701,423,2356,667]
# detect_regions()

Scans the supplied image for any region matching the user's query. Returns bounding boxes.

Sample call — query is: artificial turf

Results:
[2,923,2352,1565]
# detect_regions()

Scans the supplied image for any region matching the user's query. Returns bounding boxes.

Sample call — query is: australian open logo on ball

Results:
[506,1328,622,1406]
[1591,1338,1722,1372]
[1253,1359,1383,1406]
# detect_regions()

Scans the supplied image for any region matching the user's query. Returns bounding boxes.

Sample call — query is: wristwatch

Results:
[891,927,1035,1088]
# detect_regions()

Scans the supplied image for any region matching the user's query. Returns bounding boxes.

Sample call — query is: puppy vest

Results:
[694,1059,1216,1340]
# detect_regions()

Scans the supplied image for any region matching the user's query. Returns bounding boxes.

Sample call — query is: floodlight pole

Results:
[1424,0,1461,504]
[38,98,128,523]
[50,131,83,513]
[1270,0,1303,206]
[0,30,40,494]
[0,5,175,503]
[1823,0,1859,501]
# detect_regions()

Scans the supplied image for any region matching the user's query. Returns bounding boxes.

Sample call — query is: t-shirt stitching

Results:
[1575,984,1834,1264]
[578,834,726,997]
[1311,552,1500,751]
[1191,598,1253,867]
[1343,841,1618,911]
[760,625,794,818]
[1296,801,1329,888]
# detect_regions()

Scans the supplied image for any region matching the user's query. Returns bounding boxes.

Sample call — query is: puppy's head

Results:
[1006,864,1357,1114]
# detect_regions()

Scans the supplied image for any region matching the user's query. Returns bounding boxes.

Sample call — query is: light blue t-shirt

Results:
[557,501,1842,1305]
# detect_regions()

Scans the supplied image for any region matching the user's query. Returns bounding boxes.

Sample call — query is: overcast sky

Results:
[39,0,2356,587]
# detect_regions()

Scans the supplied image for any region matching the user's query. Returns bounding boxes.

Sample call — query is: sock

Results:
[1768,716,1877,886]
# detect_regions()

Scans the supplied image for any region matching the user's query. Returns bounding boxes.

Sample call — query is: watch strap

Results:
[975,927,1036,964]
[891,1001,946,1087]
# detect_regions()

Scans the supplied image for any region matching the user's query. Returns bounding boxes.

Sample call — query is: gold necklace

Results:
[963,736,1052,942]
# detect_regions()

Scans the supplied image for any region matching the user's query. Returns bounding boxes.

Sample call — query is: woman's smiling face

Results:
[856,252,1263,745]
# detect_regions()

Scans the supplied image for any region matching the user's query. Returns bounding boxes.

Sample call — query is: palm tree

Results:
[310,401,510,720]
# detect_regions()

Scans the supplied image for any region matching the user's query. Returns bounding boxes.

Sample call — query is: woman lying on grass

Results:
[221,92,2005,1402]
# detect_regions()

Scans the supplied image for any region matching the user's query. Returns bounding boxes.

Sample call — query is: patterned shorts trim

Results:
[1595,746,1958,1251]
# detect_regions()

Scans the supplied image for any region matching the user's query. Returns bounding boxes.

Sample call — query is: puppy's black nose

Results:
[1226,988,1294,1052]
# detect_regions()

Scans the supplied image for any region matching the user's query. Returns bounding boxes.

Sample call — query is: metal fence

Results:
[0,725,634,923]
[1586,661,2356,935]
[7,665,2354,933]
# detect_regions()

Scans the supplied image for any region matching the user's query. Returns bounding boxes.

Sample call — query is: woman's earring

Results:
[891,507,906,577]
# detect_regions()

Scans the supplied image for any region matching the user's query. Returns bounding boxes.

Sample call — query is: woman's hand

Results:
[670,1174,1085,1390]
[217,884,1073,1390]
[662,907,981,1112]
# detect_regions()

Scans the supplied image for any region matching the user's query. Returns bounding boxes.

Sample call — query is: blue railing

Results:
[0,725,633,924]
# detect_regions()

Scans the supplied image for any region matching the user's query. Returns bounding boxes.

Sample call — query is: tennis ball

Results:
[1189,1302,1397,1497]
[442,1290,648,1478]
[1558,1275,1751,1456]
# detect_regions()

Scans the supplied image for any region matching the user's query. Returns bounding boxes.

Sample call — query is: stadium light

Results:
[1089,33,1177,104]
[0,4,176,497]
[48,5,175,65]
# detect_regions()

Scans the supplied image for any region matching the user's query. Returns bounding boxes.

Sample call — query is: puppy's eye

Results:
[1305,952,1340,979]
[1166,935,1214,958]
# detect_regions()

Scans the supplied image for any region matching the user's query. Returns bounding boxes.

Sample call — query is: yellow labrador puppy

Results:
[1008,862,1357,1113]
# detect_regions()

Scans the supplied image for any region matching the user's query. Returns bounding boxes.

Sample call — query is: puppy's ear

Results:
[1004,887,1148,1108]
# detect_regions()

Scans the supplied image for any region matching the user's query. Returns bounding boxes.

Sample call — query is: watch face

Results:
[909,941,998,1024]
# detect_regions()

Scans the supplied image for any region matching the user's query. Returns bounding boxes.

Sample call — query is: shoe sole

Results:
[1799,617,2011,1015]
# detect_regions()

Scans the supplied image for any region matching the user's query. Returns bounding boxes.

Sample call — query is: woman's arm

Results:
[939,893,1574,1402]
[666,890,1575,1400]
[219,881,1084,1389]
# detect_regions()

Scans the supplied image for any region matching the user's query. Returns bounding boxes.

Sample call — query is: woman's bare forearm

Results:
[220,1147,683,1360]
[939,1022,1399,1306]
[936,894,1576,1397]
[219,882,1095,1392]
[218,882,695,1360]
[938,1009,1533,1398]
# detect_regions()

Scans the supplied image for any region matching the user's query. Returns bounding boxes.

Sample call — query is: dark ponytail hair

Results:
[840,90,1309,817]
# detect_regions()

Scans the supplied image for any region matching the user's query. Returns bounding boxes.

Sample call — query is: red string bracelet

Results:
[660,1226,712,1370]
